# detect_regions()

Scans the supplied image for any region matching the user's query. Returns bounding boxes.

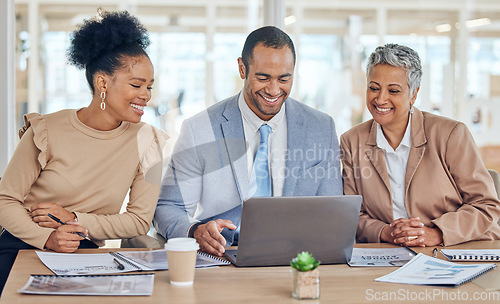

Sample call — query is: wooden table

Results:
[1,242,499,303]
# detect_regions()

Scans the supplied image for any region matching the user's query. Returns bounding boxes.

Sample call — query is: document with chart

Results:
[375,253,496,287]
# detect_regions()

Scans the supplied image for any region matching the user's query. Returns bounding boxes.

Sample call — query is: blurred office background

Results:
[2,0,500,175]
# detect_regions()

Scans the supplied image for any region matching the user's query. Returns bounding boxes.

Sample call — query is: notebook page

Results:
[36,251,140,275]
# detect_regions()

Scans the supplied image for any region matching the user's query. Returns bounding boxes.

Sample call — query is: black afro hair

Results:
[67,10,150,69]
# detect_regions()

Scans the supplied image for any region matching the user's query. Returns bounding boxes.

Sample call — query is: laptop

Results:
[224,195,362,267]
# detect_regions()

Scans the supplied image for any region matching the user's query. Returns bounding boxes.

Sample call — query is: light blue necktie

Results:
[235,124,272,244]
[250,124,272,197]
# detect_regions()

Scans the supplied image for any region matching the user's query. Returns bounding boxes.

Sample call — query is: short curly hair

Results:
[366,44,422,96]
[241,26,296,77]
[67,10,151,94]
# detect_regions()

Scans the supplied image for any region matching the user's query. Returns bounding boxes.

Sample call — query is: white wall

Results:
[0,0,15,176]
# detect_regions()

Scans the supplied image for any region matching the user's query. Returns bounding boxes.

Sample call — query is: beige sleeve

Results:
[0,127,53,249]
[75,170,161,240]
[75,126,167,240]
[431,122,500,246]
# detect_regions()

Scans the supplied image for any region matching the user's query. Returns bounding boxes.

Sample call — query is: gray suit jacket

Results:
[154,93,343,245]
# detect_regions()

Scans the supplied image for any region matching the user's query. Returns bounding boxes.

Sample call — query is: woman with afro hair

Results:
[0,9,168,293]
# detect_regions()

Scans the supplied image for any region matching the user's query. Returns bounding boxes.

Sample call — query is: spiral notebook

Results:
[113,249,230,271]
[440,249,500,262]
[375,253,496,287]
[36,249,229,275]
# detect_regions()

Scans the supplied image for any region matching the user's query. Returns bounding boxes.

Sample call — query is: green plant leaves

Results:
[290,251,320,271]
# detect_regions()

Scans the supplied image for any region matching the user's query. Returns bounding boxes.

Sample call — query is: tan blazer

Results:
[340,108,500,246]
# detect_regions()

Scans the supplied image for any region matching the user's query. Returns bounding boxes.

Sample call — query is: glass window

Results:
[44,32,88,114]
[149,32,206,131]
[469,37,500,100]
[213,33,246,102]
[11,0,500,150]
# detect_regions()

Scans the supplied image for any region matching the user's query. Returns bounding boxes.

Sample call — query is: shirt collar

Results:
[238,91,286,132]
[376,114,412,152]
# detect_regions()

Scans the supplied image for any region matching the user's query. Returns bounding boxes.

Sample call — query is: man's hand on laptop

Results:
[194,219,236,256]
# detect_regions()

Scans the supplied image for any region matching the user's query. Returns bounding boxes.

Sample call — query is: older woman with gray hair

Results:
[341,43,500,247]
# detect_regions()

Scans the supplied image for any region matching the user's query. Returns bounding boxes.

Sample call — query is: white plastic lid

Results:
[164,237,200,251]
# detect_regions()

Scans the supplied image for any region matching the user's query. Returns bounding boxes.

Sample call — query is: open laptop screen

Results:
[225,195,362,267]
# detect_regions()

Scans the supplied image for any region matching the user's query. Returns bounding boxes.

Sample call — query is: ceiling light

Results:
[435,24,452,33]
[284,15,296,26]
[435,18,491,33]
[466,18,491,28]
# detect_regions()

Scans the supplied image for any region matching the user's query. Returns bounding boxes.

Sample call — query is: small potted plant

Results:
[290,251,320,299]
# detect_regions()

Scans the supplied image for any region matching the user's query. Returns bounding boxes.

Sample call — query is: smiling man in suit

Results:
[154,26,343,256]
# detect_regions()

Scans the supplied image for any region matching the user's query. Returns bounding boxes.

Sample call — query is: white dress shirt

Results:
[238,92,287,197]
[376,115,412,220]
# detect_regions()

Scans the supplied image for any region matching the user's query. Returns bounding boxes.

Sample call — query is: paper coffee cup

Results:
[165,238,200,286]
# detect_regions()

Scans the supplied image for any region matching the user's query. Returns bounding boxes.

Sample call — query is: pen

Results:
[113,258,125,270]
[404,246,418,257]
[47,213,92,242]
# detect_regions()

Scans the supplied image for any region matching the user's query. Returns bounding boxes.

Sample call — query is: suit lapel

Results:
[283,100,305,196]
[405,108,427,195]
[220,95,248,201]
[365,121,391,192]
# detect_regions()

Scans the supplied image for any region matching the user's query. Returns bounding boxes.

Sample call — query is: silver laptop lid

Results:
[233,195,362,267]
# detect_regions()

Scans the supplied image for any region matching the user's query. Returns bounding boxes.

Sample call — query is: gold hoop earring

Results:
[100,91,106,111]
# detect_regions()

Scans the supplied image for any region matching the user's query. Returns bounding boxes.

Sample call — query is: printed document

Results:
[36,249,229,275]
[348,247,416,266]
[375,253,496,287]
[18,274,154,296]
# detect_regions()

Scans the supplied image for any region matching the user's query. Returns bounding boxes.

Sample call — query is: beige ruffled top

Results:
[0,109,169,249]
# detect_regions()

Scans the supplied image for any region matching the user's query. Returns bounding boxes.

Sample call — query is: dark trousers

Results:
[0,229,98,296]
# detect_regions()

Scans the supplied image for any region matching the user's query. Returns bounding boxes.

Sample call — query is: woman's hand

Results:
[410,226,443,247]
[381,217,443,247]
[30,202,76,228]
[390,217,425,246]
[44,222,88,252]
